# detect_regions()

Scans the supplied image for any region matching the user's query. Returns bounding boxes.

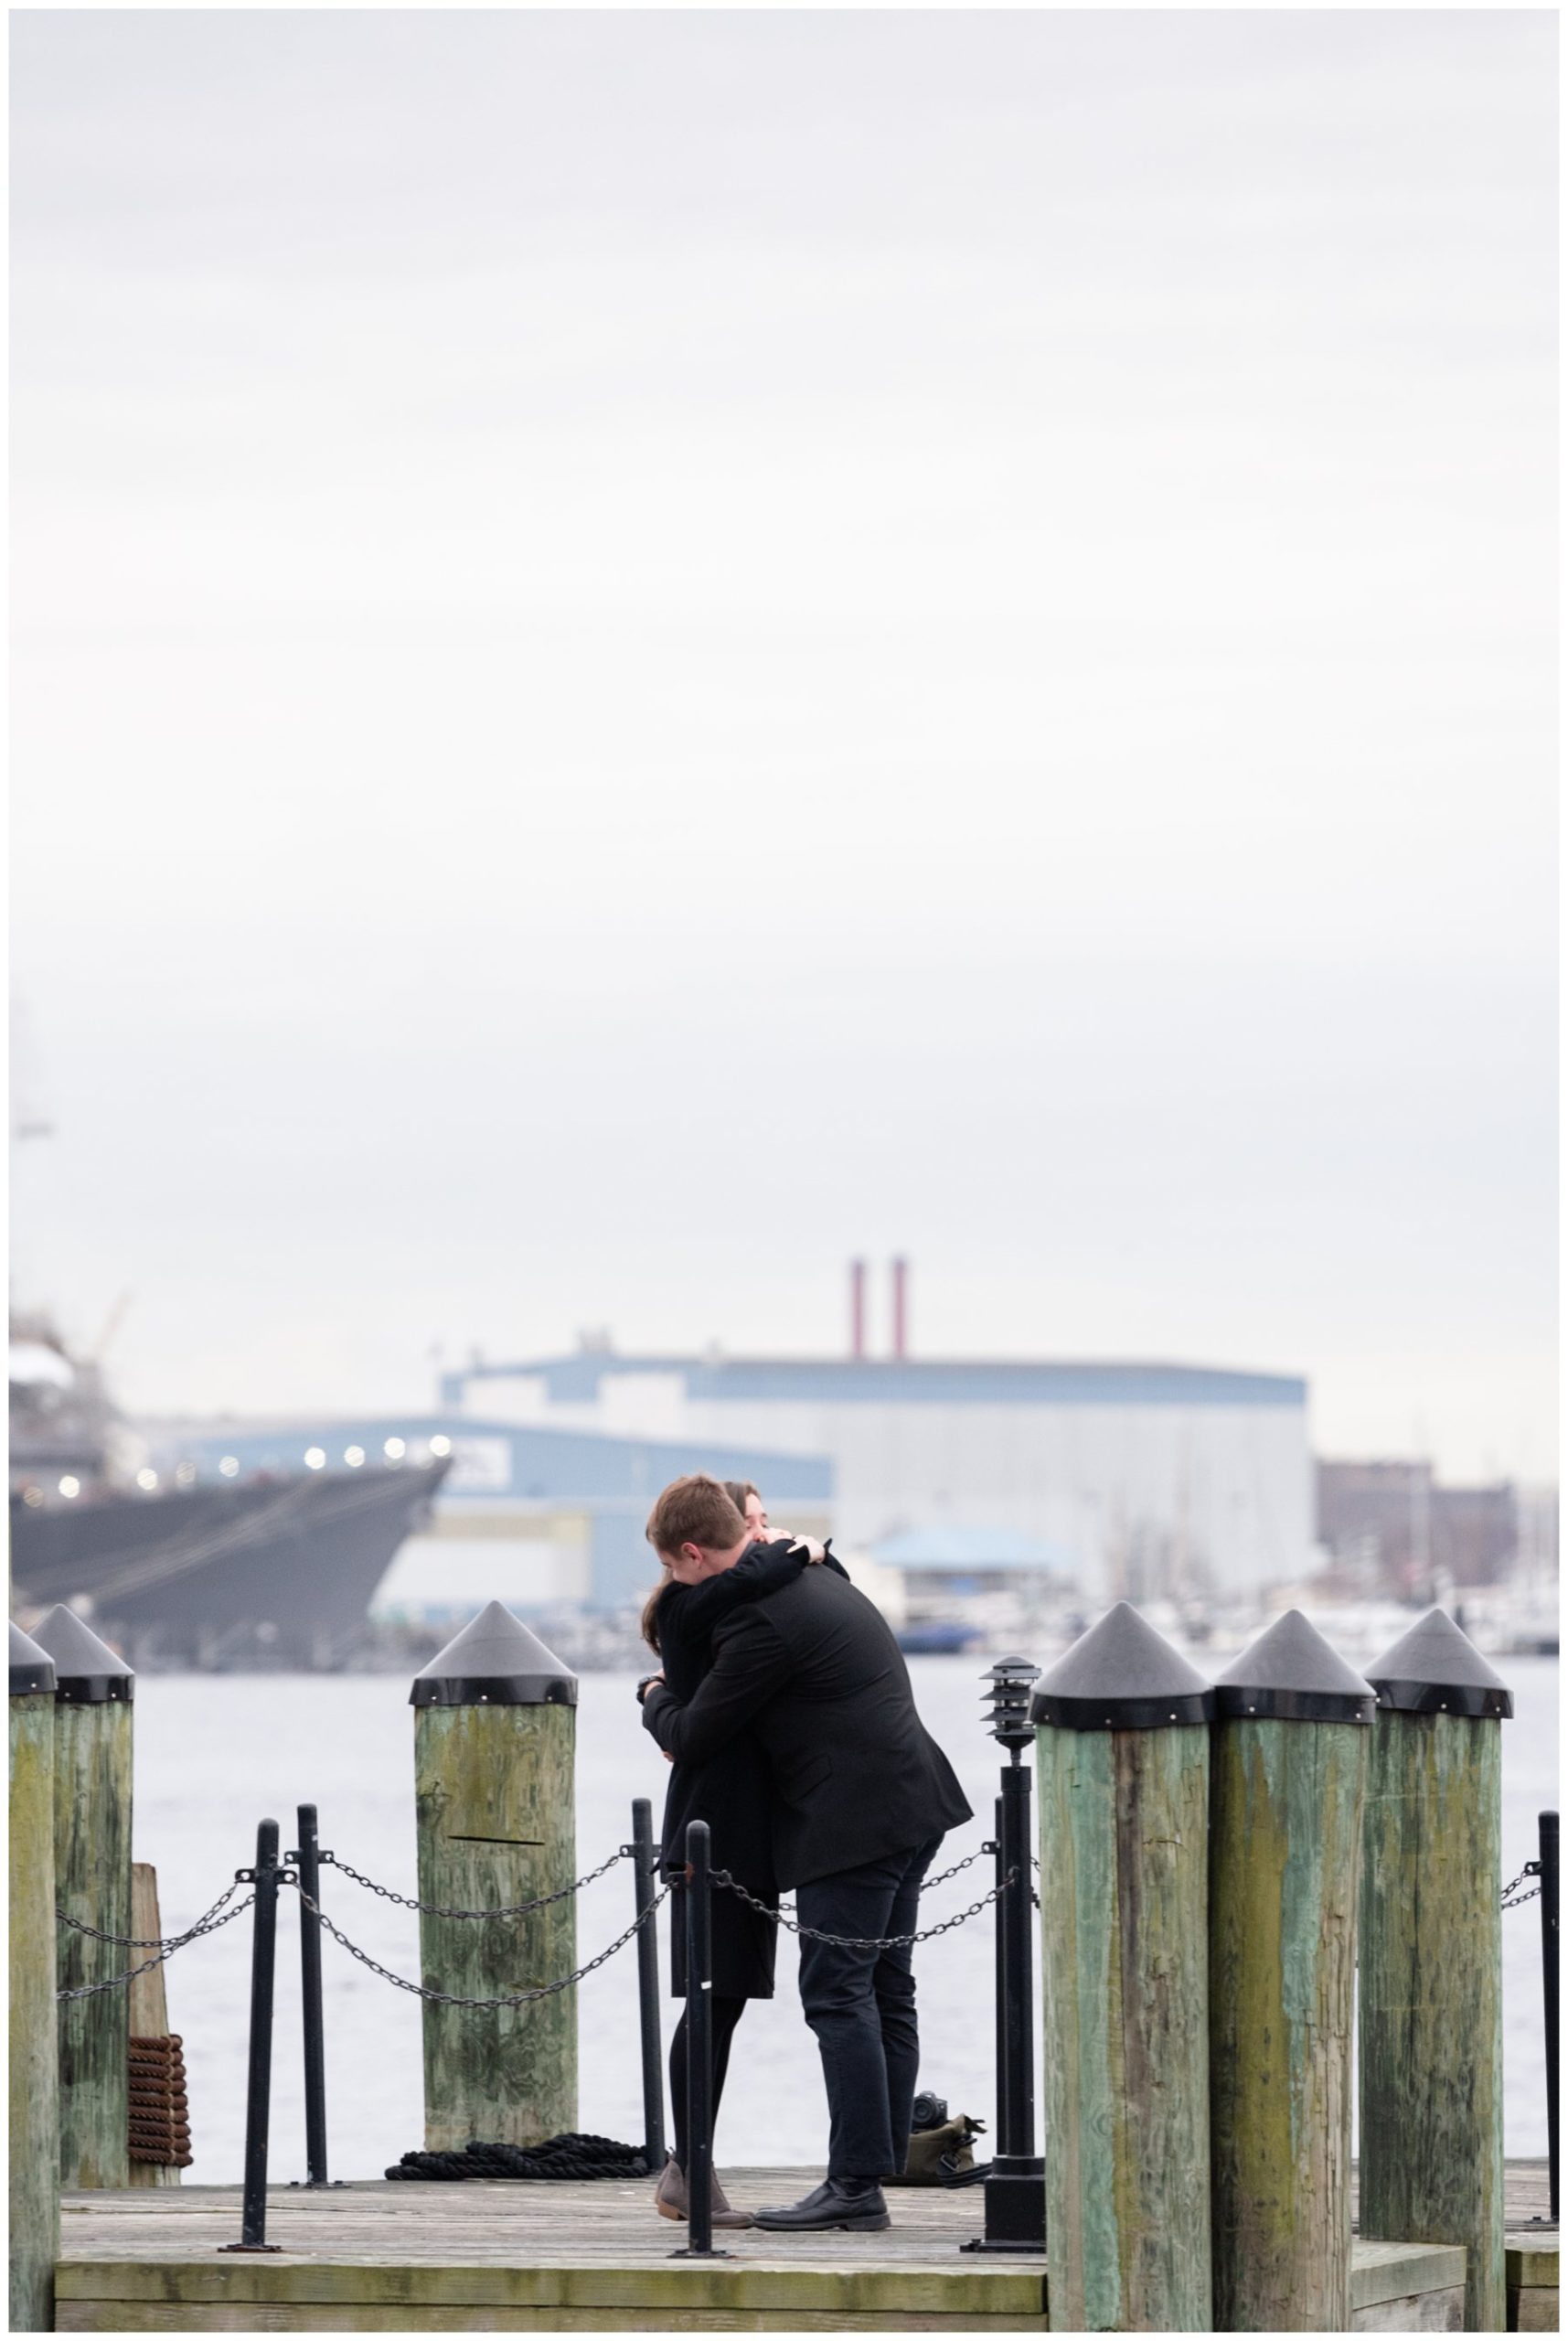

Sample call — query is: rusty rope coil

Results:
[129,2033,193,2169]
[56,1880,256,2002]
[293,1878,669,2006]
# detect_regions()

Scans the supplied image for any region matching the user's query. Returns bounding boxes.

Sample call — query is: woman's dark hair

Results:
[722,1480,760,1518]
[640,1569,671,1656]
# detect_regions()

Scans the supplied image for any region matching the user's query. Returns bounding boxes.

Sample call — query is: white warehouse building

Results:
[439,1351,1313,1601]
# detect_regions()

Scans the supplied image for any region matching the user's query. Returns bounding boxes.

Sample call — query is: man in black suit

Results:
[639,1475,973,2233]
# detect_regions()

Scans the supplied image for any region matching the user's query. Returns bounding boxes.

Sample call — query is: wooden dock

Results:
[54,2162,1557,2330]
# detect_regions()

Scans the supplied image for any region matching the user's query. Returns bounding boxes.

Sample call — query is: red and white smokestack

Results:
[891,1256,909,1360]
[849,1259,867,1361]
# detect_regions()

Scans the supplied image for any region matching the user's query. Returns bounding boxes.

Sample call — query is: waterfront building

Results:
[1316,1458,1533,1594]
[438,1347,1313,1600]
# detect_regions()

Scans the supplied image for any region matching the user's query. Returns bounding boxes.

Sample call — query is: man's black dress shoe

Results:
[752,2178,891,2233]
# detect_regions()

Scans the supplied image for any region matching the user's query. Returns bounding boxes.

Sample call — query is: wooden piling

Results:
[411,1602,579,2152]
[1208,1610,1373,2331]
[34,1605,134,2191]
[1031,1601,1215,2333]
[1358,1607,1512,2333]
[11,1621,61,2333]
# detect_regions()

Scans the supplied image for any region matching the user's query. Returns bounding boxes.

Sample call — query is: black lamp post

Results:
[964,1655,1046,2254]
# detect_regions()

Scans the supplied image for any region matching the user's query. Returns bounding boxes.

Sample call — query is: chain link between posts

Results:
[325,1840,985,1921]
[286,1834,1016,1994]
[40,1837,1075,2006]
[773,1842,988,1915]
[56,1819,1537,2011]
[319,1846,628,1919]
[55,1880,258,2002]
[715,1865,1018,1950]
[49,1836,663,2009]
[292,1879,670,2006]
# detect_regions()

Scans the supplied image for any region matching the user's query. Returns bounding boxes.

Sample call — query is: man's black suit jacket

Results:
[641,1563,972,1889]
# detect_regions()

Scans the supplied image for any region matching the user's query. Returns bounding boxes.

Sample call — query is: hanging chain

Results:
[56,1876,248,1951]
[56,1881,256,2002]
[319,1847,626,1919]
[774,1842,989,1916]
[293,1879,668,2006]
[715,1866,1016,1950]
[1502,1861,1542,1910]
[915,1845,989,1895]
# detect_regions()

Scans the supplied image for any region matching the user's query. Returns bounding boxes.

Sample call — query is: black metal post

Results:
[991,1807,1011,2146]
[220,1819,283,2253]
[630,1798,667,2175]
[684,1820,713,2257]
[998,1765,1038,2162]
[669,1820,730,2259]
[1541,1810,1559,2222]
[965,1733,1045,2253]
[294,1803,329,2186]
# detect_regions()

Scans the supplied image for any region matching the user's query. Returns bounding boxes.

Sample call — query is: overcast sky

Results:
[10,10,1557,1480]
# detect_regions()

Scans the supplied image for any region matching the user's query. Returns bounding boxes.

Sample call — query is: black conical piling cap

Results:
[10,1622,56,1698]
[1211,1609,1374,1725]
[31,1604,135,1705]
[1363,1607,1513,1721]
[410,1600,578,1709]
[1029,1601,1213,1731]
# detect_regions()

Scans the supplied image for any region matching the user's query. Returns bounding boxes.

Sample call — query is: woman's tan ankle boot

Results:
[653,2154,753,2229]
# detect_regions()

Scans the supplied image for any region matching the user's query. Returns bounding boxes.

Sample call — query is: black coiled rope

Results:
[387,2132,649,2182]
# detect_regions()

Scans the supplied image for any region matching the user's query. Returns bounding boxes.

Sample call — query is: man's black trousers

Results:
[795,1833,944,2181]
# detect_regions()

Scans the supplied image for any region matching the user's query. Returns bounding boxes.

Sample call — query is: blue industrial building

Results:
[155,1413,835,1610]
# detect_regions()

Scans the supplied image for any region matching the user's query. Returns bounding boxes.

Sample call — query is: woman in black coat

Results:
[639,1520,829,2224]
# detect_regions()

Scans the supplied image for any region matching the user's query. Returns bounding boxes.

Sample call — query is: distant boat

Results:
[10,1313,448,1666]
[896,1619,985,1656]
[11,1463,450,1667]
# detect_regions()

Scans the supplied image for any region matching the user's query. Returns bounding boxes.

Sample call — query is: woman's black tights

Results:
[669,1995,747,2169]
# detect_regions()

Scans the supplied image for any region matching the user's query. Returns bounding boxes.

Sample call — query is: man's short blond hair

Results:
[645,1474,747,1559]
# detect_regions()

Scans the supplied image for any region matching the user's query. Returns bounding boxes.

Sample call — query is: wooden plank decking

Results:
[59,2170,1040,2330]
[54,2163,1556,2331]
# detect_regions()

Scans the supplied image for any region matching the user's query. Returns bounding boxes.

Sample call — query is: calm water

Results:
[128,1656,1559,2184]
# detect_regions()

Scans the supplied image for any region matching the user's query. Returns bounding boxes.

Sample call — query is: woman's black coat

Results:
[649,1539,822,1999]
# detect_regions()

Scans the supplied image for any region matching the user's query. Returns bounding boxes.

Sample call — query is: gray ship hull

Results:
[9,1459,449,1666]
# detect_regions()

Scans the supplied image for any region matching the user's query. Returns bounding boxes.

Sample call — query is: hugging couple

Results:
[635,1473,971,2235]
